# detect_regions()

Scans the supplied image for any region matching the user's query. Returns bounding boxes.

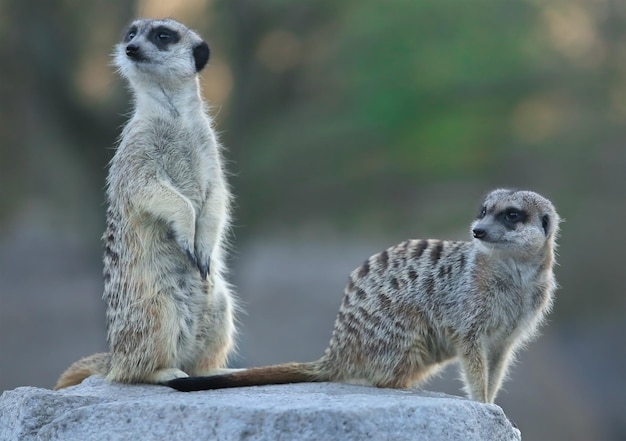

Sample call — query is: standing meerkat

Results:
[169,189,559,403]
[54,18,236,389]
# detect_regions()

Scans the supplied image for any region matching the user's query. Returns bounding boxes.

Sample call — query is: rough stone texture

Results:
[0,376,520,441]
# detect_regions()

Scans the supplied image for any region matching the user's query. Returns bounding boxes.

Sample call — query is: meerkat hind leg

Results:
[106,296,191,385]
[190,281,237,376]
[146,368,189,384]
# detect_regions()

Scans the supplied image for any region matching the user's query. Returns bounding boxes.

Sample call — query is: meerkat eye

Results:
[125,28,137,42]
[150,27,180,48]
[504,209,522,222]
[158,31,172,41]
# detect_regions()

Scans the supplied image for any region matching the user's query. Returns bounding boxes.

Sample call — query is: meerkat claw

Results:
[198,257,210,281]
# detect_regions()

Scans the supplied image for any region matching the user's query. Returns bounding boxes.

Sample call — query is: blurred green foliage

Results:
[0,0,625,317]
[205,0,626,232]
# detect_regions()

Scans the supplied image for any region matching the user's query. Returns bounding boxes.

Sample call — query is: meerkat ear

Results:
[541,214,550,236]
[193,41,210,72]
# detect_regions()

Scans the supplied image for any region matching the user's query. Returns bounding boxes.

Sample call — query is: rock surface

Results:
[0,377,521,441]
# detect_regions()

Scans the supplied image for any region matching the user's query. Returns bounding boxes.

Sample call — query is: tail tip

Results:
[168,374,243,391]
[167,377,198,392]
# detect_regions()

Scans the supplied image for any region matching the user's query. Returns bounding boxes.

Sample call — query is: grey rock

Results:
[0,377,520,441]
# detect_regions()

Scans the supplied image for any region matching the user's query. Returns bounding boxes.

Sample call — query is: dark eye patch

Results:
[497,207,527,229]
[124,26,138,42]
[149,26,181,50]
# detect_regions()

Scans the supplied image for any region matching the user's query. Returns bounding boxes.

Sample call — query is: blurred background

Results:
[0,0,624,439]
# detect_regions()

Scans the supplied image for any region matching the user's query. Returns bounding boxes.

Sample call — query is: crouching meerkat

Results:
[55,19,237,389]
[169,189,560,403]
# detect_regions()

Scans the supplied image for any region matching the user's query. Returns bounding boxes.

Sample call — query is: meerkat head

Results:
[114,18,210,87]
[471,189,560,259]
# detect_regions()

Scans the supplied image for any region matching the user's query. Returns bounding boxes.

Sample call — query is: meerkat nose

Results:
[472,228,487,239]
[126,44,140,58]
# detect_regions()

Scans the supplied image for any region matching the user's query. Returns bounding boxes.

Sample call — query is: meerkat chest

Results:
[482,263,548,335]
[149,117,216,201]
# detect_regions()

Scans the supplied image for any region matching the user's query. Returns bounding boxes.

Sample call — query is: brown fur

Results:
[54,353,111,390]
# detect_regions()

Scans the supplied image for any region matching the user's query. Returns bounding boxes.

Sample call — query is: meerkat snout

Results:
[472,228,486,239]
[126,44,140,58]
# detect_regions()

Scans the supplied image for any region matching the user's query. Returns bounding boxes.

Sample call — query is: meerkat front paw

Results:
[197,256,210,281]
[193,236,213,281]
[194,247,211,281]
[149,368,189,384]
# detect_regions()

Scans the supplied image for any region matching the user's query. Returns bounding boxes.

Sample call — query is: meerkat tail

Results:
[167,361,324,392]
[54,352,111,390]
